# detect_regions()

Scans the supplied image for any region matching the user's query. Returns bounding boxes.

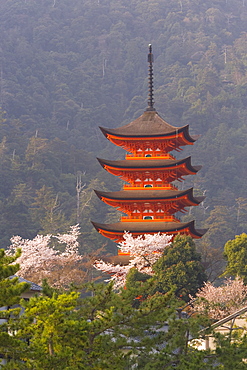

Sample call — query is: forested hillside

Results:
[0,0,246,264]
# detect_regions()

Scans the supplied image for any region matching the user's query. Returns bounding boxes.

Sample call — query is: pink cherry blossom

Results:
[192,277,247,319]
[6,225,90,288]
[94,232,172,289]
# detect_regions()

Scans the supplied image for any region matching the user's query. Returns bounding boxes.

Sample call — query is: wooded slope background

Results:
[0,0,246,262]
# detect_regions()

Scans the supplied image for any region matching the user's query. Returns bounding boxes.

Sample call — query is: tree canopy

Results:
[152,235,207,301]
[0,248,30,362]
[0,0,246,264]
[223,233,247,283]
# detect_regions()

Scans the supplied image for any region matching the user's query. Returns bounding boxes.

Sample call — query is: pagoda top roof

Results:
[95,188,205,204]
[100,110,197,141]
[97,157,202,173]
[92,220,207,238]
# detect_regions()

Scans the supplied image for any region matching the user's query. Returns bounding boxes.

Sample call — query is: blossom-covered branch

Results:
[192,277,247,320]
[6,225,98,288]
[94,232,172,289]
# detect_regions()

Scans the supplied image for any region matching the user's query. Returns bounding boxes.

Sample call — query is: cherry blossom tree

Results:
[192,277,247,320]
[94,232,172,289]
[6,225,98,288]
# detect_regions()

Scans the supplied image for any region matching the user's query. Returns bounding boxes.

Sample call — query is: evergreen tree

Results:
[152,235,207,301]
[223,233,247,283]
[1,282,182,369]
[0,248,29,364]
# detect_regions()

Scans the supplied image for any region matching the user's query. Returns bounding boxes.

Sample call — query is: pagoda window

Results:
[144,184,153,188]
[145,154,152,157]
[143,216,153,220]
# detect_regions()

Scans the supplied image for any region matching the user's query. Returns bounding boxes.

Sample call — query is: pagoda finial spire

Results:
[146,44,155,111]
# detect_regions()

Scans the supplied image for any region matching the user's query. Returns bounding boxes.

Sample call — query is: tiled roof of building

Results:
[92,220,207,238]
[97,157,201,172]
[100,110,196,141]
[95,188,205,204]
[10,275,42,291]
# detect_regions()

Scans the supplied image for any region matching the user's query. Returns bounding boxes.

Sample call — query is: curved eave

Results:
[92,220,207,238]
[94,188,204,205]
[100,126,194,143]
[97,157,201,174]
[194,196,205,203]
[99,111,196,143]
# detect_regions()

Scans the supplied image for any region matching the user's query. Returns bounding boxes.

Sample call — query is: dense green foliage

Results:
[223,233,247,283]
[152,235,207,301]
[125,235,207,301]
[1,271,247,369]
[0,249,30,361]
[0,237,246,369]
[0,249,29,307]
[0,0,246,264]
[0,281,194,369]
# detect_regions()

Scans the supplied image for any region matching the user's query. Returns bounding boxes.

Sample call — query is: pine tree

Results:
[152,235,207,301]
[223,233,247,283]
[0,248,29,364]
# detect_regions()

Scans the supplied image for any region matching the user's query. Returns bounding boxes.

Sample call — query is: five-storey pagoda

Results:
[92,45,206,247]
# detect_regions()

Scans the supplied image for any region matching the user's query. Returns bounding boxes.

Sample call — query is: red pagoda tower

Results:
[92,45,206,247]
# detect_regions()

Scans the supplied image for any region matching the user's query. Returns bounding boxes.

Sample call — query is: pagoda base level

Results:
[91,220,207,243]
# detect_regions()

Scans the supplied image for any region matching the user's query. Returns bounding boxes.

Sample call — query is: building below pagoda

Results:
[92,45,206,247]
